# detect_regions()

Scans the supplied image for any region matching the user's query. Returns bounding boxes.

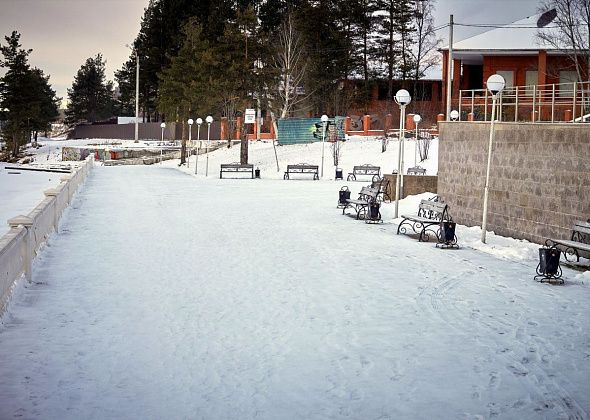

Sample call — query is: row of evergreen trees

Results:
[0,32,60,159]
[1,0,439,159]
[114,0,439,123]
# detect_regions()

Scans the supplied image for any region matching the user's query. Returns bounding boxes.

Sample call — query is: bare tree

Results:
[411,0,440,108]
[273,14,311,118]
[537,0,590,85]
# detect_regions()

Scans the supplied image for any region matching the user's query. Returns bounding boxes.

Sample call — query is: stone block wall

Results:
[383,174,437,201]
[438,122,590,244]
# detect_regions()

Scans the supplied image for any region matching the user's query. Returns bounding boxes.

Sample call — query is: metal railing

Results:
[457,81,590,123]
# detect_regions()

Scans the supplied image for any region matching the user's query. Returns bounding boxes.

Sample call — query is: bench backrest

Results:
[572,221,590,244]
[417,199,449,221]
[358,186,379,201]
[352,164,380,175]
[407,166,426,175]
[221,163,253,169]
[287,163,318,171]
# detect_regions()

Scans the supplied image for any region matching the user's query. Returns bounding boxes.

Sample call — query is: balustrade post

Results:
[7,216,34,282]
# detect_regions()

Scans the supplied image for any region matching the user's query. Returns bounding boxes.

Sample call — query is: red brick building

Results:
[440,13,588,119]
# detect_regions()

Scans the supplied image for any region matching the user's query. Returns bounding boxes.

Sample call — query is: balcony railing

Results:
[457,81,590,123]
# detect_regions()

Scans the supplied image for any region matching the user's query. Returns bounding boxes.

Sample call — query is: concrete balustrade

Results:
[0,156,94,315]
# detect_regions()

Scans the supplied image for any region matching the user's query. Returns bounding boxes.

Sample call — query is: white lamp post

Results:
[450,110,459,121]
[481,74,505,243]
[413,114,421,166]
[187,118,193,167]
[320,114,328,178]
[205,115,213,176]
[160,122,165,164]
[195,118,202,175]
[394,89,411,218]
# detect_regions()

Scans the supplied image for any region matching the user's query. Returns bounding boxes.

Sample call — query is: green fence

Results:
[277,117,345,145]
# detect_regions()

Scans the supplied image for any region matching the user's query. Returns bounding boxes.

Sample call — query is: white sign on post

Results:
[244,109,256,124]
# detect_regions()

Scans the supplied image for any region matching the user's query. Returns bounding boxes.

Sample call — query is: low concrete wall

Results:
[437,122,590,244]
[383,174,437,201]
[0,157,94,315]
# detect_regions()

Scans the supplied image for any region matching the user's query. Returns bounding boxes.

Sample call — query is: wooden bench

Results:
[407,166,426,175]
[397,198,451,242]
[284,163,319,180]
[347,164,381,182]
[220,163,254,179]
[545,220,590,262]
[342,186,382,222]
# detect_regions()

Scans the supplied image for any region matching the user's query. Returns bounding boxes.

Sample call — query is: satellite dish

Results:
[537,9,557,28]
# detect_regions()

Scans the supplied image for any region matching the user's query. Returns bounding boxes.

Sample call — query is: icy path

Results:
[0,166,589,420]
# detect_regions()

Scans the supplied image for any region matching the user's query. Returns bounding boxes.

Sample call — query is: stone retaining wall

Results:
[437,122,590,245]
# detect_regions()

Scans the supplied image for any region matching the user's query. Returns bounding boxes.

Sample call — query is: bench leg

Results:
[284,173,289,180]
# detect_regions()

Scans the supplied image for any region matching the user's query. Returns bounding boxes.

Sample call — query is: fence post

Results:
[531,85,537,122]
[572,82,577,121]
[551,84,555,123]
[515,86,519,122]
[7,216,34,282]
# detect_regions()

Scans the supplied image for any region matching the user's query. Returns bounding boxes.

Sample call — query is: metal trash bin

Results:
[338,186,350,208]
[335,167,343,180]
[255,168,260,178]
[535,247,563,283]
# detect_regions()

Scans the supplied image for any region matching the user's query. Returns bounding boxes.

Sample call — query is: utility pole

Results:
[135,51,140,142]
[446,14,454,121]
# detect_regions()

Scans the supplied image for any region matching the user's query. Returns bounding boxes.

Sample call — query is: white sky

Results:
[0,0,540,107]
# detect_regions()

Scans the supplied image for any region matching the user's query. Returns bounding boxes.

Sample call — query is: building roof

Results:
[442,13,561,53]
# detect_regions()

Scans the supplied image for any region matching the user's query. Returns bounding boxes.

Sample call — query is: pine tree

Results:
[1,31,59,158]
[66,54,115,125]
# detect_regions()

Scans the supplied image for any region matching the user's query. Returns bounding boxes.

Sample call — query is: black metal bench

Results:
[371,177,391,202]
[347,164,381,182]
[407,166,426,175]
[284,163,319,180]
[545,220,590,262]
[397,198,452,242]
[220,163,254,179]
[342,186,382,222]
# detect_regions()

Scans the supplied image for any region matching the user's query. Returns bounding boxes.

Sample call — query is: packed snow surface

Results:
[0,139,589,419]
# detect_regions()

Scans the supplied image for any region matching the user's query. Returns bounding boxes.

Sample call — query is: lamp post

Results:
[187,118,193,167]
[205,115,213,176]
[394,89,411,218]
[450,110,459,121]
[195,118,202,175]
[160,122,165,164]
[320,114,328,178]
[481,74,505,243]
[413,114,421,166]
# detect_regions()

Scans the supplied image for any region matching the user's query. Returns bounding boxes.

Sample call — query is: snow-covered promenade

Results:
[1,165,589,419]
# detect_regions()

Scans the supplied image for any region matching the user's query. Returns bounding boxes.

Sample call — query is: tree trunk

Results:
[240,130,248,164]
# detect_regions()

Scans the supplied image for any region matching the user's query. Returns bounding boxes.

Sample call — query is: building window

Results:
[559,71,579,97]
[415,82,433,101]
[496,71,514,88]
[525,70,538,95]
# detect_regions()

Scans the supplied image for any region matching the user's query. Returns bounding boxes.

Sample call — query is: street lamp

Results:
[394,89,411,218]
[160,122,165,164]
[320,114,328,178]
[450,110,459,121]
[413,114,421,166]
[126,44,140,142]
[187,118,193,167]
[195,118,202,175]
[205,115,213,176]
[481,74,505,243]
